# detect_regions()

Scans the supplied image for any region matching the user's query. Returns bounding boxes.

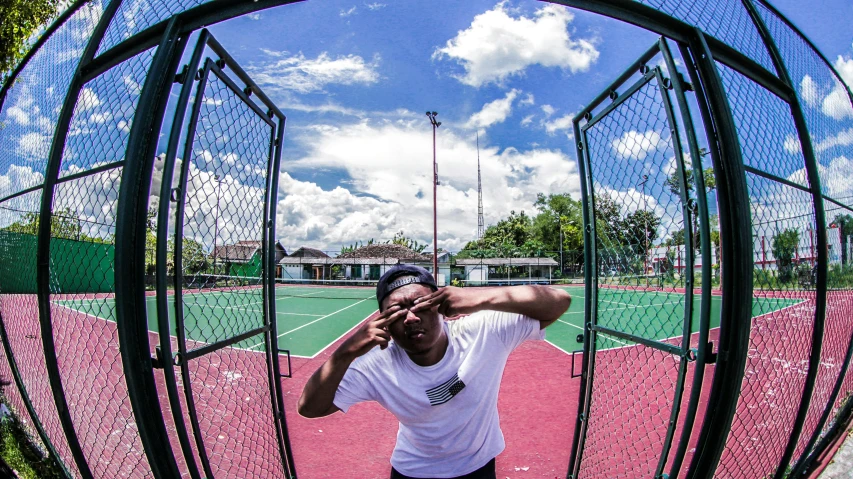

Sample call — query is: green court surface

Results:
[53,285,803,358]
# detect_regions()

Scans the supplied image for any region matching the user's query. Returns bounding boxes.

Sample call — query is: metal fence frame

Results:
[0,0,850,477]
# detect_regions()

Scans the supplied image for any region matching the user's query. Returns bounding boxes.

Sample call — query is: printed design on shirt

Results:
[426,372,466,406]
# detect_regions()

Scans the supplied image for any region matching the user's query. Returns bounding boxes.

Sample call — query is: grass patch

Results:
[0,400,63,479]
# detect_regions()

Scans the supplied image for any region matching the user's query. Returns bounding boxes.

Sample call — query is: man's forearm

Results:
[481,285,571,324]
[298,350,354,418]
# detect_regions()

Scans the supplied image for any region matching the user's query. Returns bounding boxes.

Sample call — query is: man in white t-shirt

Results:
[298,264,571,479]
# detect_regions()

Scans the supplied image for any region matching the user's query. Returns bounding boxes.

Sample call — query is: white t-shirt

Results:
[333,311,545,478]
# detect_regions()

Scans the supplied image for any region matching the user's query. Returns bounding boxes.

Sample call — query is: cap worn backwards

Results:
[375,264,438,307]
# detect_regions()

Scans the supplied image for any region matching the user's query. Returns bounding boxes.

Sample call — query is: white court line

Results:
[557,319,628,346]
[306,310,379,359]
[246,297,371,351]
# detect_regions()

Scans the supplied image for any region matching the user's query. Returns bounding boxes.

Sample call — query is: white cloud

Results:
[466,89,519,129]
[17,132,52,159]
[784,134,801,154]
[520,115,533,126]
[836,54,853,88]
[433,3,599,87]
[6,106,30,125]
[815,128,853,153]
[247,13,262,20]
[89,112,112,124]
[822,156,853,200]
[340,6,357,17]
[544,114,573,135]
[541,104,555,117]
[73,87,101,116]
[280,117,581,251]
[520,93,535,106]
[123,75,142,96]
[365,2,386,10]
[0,165,45,199]
[822,82,853,120]
[117,120,130,133]
[611,130,664,160]
[786,155,853,201]
[796,56,853,120]
[249,50,380,94]
[800,75,819,108]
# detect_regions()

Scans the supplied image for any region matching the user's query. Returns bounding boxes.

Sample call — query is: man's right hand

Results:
[336,305,408,360]
[299,306,407,418]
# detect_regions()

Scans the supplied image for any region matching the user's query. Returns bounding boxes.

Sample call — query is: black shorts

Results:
[390,458,496,479]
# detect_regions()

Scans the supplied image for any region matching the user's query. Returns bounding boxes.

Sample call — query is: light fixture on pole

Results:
[426,111,441,277]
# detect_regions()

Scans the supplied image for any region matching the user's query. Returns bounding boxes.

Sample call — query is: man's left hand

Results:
[409,287,485,318]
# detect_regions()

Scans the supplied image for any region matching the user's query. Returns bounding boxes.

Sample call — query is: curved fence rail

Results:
[0,0,850,478]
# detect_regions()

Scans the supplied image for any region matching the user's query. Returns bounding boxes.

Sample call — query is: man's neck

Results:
[407,331,449,367]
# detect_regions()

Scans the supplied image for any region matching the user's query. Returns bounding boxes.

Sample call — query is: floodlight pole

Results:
[639,174,650,285]
[427,111,441,278]
[213,174,222,275]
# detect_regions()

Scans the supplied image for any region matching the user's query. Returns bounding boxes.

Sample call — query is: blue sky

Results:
[199,0,853,253]
[1,0,851,254]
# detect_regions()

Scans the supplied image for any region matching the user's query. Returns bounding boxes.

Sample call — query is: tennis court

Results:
[52,283,802,360]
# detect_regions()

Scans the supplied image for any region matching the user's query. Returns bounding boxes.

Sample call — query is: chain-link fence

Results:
[0,0,850,478]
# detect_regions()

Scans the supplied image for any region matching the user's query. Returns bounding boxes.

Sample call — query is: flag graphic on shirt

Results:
[426,373,466,406]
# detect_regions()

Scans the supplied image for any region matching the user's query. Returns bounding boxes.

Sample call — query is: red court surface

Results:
[279,320,580,479]
[2,289,850,478]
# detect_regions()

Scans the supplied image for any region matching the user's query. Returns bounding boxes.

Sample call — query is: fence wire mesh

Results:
[50,168,155,478]
[59,49,156,178]
[173,58,285,478]
[574,58,703,478]
[0,0,852,478]
[96,0,212,55]
[0,190,81,477]
[752,5,853,469]
[577,341,681,477]
[583,71,689,346]
[0,1,107,197]
[717,171,816,479]
[636,0,775,72]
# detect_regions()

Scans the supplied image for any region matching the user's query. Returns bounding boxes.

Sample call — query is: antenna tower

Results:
[477,132,484,240]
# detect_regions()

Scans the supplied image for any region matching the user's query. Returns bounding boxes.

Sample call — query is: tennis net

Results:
[181,275,378,300]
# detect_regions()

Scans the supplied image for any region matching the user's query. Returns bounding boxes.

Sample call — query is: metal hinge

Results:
[151,346,164,369]
[174,65,189,84]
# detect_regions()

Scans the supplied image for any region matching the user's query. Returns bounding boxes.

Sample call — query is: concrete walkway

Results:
[819,430,853,478]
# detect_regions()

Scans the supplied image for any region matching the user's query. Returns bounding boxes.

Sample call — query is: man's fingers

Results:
[374,308,407,327]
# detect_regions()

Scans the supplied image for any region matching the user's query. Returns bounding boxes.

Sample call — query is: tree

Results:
[166,236,209,275]
[622,209,661,256]
[666,158,716,251]
[388,231,427,253]
[3,207,104,242]
[592,194,624,246]
[0,0,65,81]
[772,228,800,283]
[833,214,853,267]
[531,193,583,257]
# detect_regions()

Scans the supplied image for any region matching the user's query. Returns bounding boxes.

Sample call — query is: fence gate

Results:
[155,30,296,479]
[568,38,714,478]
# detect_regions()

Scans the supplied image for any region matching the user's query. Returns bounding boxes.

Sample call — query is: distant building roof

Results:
[456,257,558,266]
[213,240,284,263]
[288,246,330,258]
[280,257,402,265]
[337,244,431,262]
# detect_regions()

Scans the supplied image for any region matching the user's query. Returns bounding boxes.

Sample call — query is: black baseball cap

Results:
[376,264,438,308]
